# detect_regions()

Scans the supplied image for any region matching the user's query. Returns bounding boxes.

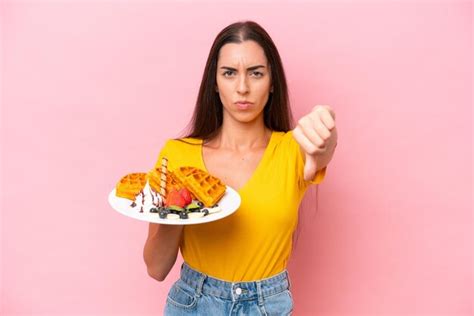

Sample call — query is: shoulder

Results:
[272,130,300,152]
[153,136,202,169]
[162,136,202,155]
[268,130,304,167]
[273,129,327,186]
[161,136,201,152]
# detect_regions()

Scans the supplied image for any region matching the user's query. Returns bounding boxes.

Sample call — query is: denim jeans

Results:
[164,262,294,315]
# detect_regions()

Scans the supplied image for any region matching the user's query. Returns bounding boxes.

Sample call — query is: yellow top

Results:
[153,130,327,281]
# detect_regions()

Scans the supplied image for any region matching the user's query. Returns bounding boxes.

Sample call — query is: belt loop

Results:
[195,273,207,298]
[256,281,265,307]
[231,282,236,301]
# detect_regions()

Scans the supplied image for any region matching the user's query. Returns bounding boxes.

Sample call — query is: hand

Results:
[293,105,338,181]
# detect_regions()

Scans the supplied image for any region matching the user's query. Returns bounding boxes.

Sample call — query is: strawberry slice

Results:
[166,189,186,208]
[178,188,192,205]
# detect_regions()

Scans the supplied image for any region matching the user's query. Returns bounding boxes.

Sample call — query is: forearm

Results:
[143,223,184,281]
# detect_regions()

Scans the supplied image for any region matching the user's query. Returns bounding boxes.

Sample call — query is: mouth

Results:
[235,102,252,110]
[235,101,253,105]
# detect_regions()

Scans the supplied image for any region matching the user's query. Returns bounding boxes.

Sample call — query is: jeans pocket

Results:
[261,289,293,316]
[166,281,198,310]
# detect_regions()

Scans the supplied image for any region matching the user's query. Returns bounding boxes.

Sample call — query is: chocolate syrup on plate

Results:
[139,190,145,213]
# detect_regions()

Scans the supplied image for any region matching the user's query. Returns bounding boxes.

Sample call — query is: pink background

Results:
[1,1,472,315]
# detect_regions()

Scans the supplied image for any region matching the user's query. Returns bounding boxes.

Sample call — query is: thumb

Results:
[303,154,318,181]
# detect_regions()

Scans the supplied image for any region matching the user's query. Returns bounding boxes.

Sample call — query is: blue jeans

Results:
[164,262,294,315]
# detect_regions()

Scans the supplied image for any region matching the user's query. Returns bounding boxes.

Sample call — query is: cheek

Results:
[258,81,271,93]
[257,87,271,103]
[216,80,232,95]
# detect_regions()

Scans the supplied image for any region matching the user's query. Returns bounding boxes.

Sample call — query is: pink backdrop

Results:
[1,1,472,315]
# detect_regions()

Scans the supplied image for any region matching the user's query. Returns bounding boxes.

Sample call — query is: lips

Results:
[235,102,252,110]
[235,101,252,110]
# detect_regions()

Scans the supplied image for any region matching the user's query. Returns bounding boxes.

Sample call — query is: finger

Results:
[318,105,336,120]
[319,107,336,131]
[310,115,332,142]
[293,126,324,155]
[298,116,326,148]
[303,154,318,181]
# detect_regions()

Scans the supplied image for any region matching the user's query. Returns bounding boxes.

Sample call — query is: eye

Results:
[222,70,264,78]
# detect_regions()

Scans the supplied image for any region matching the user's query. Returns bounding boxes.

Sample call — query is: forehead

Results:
[217,40,268,66]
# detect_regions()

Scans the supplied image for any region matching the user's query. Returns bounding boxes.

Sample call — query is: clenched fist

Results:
[292,105,338,181]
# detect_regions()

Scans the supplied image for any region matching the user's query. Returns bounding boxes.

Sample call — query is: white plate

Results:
[108,186,241,225]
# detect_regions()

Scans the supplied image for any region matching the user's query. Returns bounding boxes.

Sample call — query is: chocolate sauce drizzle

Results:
[151,189,156,206]
[139,190,145,213]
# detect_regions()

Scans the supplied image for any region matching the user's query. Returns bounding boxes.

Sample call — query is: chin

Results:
[231,112,263,124]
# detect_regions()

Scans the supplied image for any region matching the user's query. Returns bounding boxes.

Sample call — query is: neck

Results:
[209,118,271,152]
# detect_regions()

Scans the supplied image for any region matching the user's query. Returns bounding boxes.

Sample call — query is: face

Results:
[215,40,272,124]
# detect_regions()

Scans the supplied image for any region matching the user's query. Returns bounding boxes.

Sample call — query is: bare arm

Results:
[143,223,184,281]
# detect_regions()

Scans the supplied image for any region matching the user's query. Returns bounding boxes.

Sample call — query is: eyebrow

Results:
[220,65,266,71]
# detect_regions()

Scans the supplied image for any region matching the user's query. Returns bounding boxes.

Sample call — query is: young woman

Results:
[143,20,338,315]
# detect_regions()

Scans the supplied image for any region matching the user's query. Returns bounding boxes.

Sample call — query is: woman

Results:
[143,20,338,315]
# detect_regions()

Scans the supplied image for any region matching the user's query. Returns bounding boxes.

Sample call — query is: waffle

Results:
[147,167,184,198]
[172,166,226,207]
[116,173,147,201]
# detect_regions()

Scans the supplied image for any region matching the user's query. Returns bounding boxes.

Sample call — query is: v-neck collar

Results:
[199,131,275,193]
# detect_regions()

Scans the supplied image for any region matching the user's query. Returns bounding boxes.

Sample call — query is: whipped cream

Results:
[131,180,163,212]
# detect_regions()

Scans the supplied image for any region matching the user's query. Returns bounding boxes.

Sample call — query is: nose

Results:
[237,74,249,94]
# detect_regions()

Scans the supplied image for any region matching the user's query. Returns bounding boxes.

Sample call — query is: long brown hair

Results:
[179,20,294,141]
[176,20,319,253]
